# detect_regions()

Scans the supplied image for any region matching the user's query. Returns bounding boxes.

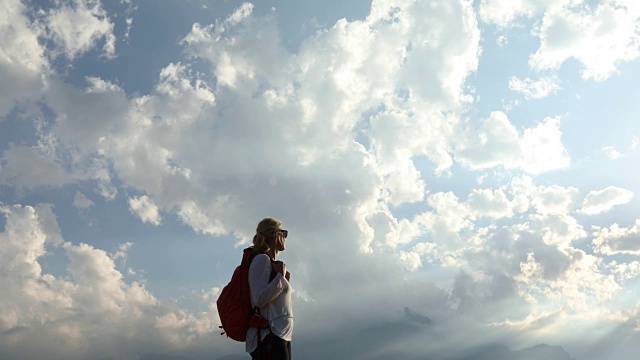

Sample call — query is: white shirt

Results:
[245,254,294,353]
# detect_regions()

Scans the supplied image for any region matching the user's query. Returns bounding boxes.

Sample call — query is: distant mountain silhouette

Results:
[140,353,246,360]
[355,306,431,354]
[138,353,248,360]
[514,344,575,360]
[139,354,190,360]
[139,304,572,360]
[140,342,573,360]
[214,355,246,360]
[454,343,575,360]
[294,306,576,360]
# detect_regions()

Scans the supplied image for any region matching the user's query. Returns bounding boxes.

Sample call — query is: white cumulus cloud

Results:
[530,1,640,81]
[0,0,48,116]
[508,75,561,99]
[467,188,514,219]
[478,0,570,27]
[481,0,640,81]
[603,146,624,160]
[44,0,116,60]
[128,195,162,226]
[0,203,224,360]
[580,186,634,215]
[593,219,640,255]
[456,112,570,174]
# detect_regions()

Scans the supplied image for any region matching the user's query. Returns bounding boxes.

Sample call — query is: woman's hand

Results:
[272,261,286,276]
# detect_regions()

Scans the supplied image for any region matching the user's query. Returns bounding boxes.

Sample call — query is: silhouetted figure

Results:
[247,218,293,360]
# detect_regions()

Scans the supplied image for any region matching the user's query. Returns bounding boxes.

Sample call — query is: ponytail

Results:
[251,232,270,254]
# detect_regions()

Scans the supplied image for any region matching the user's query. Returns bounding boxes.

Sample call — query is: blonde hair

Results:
[251,217,283,254]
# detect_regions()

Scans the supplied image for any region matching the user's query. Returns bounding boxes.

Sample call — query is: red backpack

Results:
[217,247,269,341]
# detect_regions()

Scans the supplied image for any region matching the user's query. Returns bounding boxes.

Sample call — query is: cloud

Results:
[376,176,588,296]
[46,77,130,154]
[456,112,570,174]
[44,0,116,60]
[480,1,640,81]
[399,241,436,271]
[489,310,565,333]
[0,144,72,190]
[0,203,227,360]
[529,2,640,81]
[128,195,162,226]
[478,0,569,27]
[602,146,624,160]
[31,0,481,242]
[73,191,94,209]
[455,112,522,169]
[580,186,634,215]
[529,183,580,215]
[593,220,640,255]
[467,188,514,219]
[454,219,612,319]
[508,75,561,99]
[380,175,586,276]
[528,213,586,247]
[34,203,64,246]
[381,174,621,327]
[91,157,118,200]
[226,2,254,26]
[520,116,570,174]
[608,260,640,282]
[111,241,134,262]
[0,0,48,116]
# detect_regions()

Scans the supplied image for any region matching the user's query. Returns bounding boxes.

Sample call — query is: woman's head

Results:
[252,217,287,254]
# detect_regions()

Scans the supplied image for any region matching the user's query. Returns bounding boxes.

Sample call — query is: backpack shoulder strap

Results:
[244,248,278,281]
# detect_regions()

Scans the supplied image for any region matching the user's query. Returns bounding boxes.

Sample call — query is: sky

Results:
[1,0,640,359]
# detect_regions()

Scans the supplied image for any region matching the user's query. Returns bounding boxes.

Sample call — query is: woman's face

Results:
[275,228,286,251]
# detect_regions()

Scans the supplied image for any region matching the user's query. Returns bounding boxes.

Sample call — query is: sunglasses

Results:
[261,229,288,238]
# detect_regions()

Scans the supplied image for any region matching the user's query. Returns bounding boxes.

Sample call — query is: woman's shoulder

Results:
[251,253,271,265]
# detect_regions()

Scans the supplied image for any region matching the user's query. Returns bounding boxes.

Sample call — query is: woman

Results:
[246,218,293,360]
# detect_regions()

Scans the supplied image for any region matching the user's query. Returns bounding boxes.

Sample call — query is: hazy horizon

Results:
[2,0,640,359]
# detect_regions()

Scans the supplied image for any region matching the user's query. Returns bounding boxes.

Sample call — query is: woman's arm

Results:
[248,254,289,308]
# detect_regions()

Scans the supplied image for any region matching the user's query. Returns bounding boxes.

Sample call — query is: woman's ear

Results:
[266,236,276,248]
